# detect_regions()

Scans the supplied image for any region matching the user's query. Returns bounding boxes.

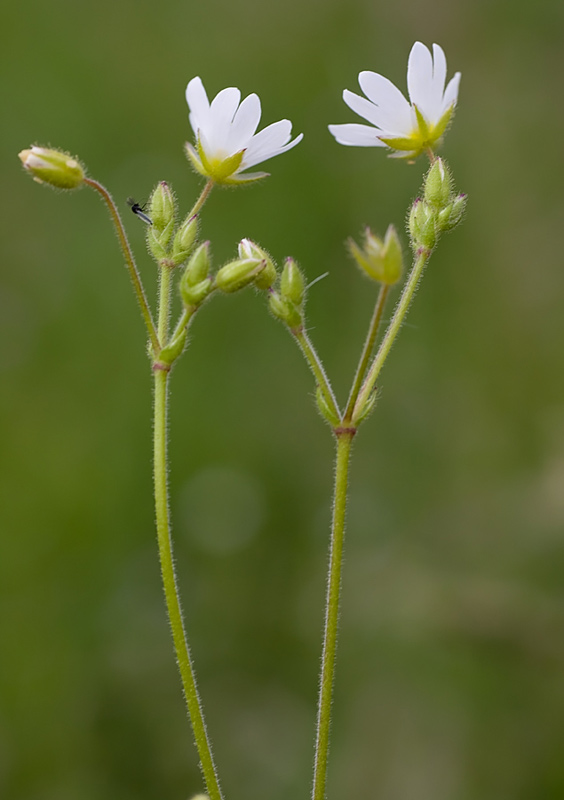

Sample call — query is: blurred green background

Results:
[2,0,564,798]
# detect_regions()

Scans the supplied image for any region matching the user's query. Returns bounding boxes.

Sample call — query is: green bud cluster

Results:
[268,258,306,329]
[348,224,403,285]
[409,158,466,252]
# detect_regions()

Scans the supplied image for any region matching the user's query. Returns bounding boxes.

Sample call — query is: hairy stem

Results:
[84,177,159,353]
[153,367,224,800]
[343,283,390,423]
[312,429,355,800]
[292,327,341,421]
[352,248,430,423]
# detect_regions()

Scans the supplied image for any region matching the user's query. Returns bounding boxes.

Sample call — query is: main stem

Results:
[312,429,355,800]
[153,367,223,800]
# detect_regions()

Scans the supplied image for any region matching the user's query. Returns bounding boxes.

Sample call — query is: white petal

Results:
[226,93,262,154]
[328,123,387,147]
[432,44,447,96]
[242,119,293,167]
[358,71,413,134]
[441,72,461,114]
[407,42,435,120]
[343,90,383,130]
[206,87,241,154]
[186,77,210,136]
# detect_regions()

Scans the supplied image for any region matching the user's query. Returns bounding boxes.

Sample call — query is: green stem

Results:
[352,248,431,423]
[189,180,214,218]
[84,177,159,353]
[158,263,174,346]
[292,327,341,421]
[343,283,390,423]
[153,367,224,800]
[312,429,355,800]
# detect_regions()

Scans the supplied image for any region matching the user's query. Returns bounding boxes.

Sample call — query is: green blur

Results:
[2,0,564,798]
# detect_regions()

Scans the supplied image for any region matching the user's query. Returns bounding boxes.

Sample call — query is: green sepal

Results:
[353,389,377,425]
[268,291,303,329]
[431,104,455,141]
[182,242,210,287]
[280,258,306,306]
[172,214,198,266]
[414,105,431,141]
[198,139,245,183]
[378,135,420,152]
[215,258,265,293]
[181,277,212,308]
[147,226,169,262]
[316,385,341,427]
[158,328,187,366]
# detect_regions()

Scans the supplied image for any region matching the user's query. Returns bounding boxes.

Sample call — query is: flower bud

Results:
[18,146,85,190]
[438,193,467,232]
[268,290,303,329]
[214,258,266,293]
[181,277,213,308]
[409,198,436,251]
[280,258,306,306]
[182,242,210,287]
[238,239,277,289]
[158,328,187,366]
[348,225,403,285]
[423,157,452,210]
[172,214,198,265]
[149,181,176,245]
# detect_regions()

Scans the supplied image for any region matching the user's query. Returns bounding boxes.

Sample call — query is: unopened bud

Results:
[268,290,303,329]
[280,258,306,306]
[172,214,198,265]
[423,158,452,210]
[149,182,176,244]
[440,193,467,232]
[18,146,85,190]
[409,199,436,251]
[181,277,213,308]
[238,239,277,289]
[215,258,265,293]
[157,328,187,366]
[183,242,210,287]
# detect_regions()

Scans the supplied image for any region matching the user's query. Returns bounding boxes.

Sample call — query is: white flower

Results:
[185,77,303,185]
[328,42,461,160]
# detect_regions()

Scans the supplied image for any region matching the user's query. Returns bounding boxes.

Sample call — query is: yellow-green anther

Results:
[172,214,198,265]
[280,258,306,306]
[215,258,265,293]
[18,146,85,190]
[423,157,453,210]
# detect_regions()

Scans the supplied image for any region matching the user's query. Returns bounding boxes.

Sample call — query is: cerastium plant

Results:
[19,41,465,800]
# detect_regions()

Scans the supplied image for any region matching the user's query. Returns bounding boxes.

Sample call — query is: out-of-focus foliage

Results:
[2,0,564,798]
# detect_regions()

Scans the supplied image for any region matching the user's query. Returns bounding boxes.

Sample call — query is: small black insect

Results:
[127,197,153,225]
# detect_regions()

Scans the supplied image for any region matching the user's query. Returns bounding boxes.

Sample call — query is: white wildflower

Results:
[329,42,461,160]
[185,77,303,185]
